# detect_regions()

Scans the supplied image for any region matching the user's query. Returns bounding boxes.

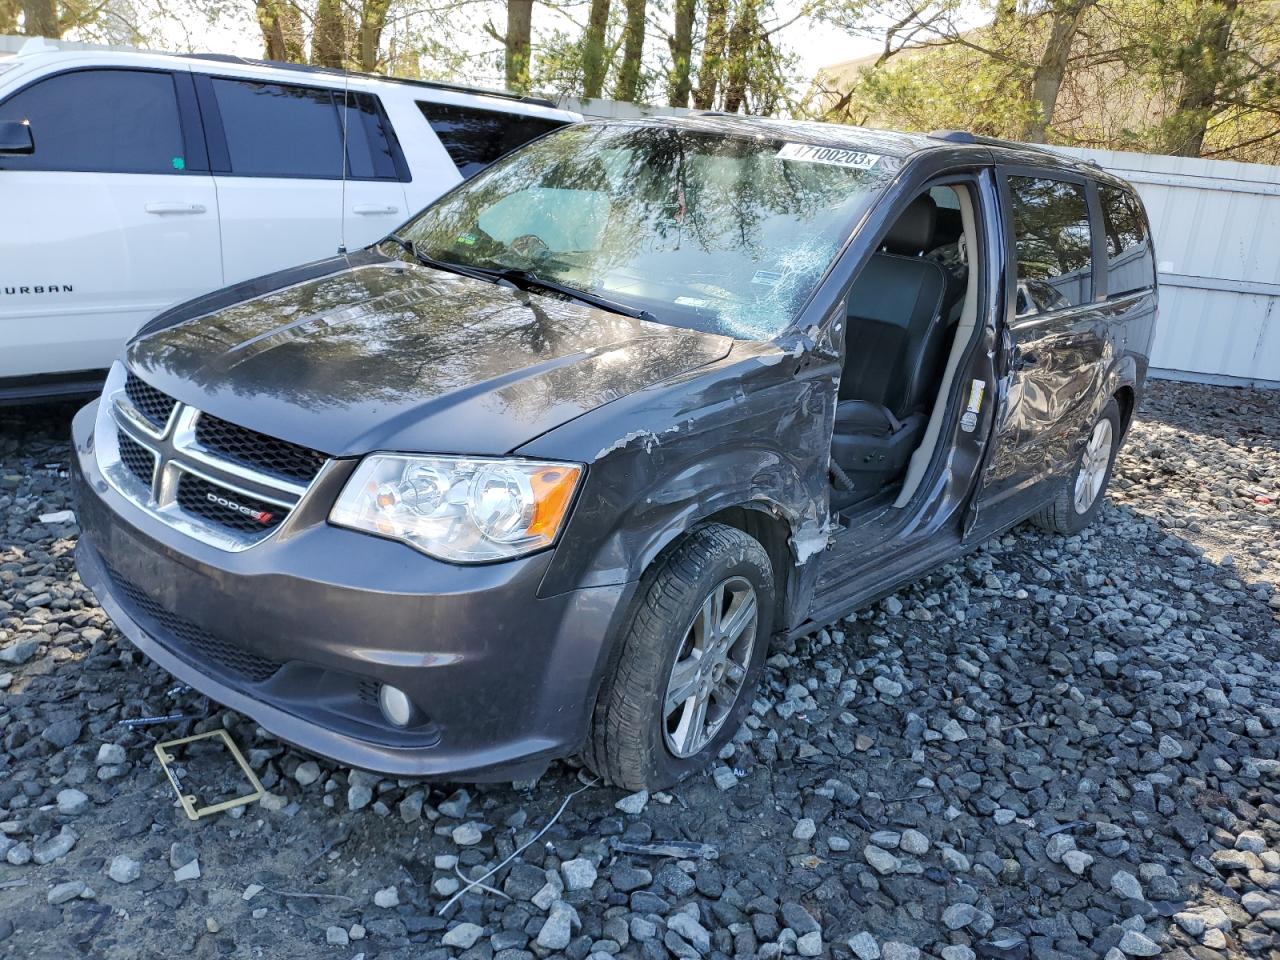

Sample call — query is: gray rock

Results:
[560,857,597,891]
[96,742,126,766]
[797,931,824,957]
[373,886,399,908]
[536,901,578,951]
[793,817,816,841]
[325,926,349,946]
[294,761,321,786]
[848,932,880,960]
[0,639,39,664]
[56,788,89,816]
[1117,930,1160,956]
[667,912,711,954]
[1110,870,1144,901]
[442,922,484,949]
[437,788,471,819]
[452,822,484,846]
[47,880,90,904]
[107,855,141,884]
[864,844,899,874]
[33,828,77,865]
[614,790,649,815]
[882,942,921,960]
[42,718,82,749]
[900,829,929,855]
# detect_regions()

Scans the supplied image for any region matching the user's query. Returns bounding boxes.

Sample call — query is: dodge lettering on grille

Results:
[206,491,274,524]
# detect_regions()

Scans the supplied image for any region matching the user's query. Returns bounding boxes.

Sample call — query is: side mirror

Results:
[0,120,34,155]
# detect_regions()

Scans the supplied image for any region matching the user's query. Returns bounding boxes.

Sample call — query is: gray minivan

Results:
[72,117,1157,789]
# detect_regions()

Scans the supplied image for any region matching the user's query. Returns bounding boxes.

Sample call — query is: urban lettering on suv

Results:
[72,117,1157,789]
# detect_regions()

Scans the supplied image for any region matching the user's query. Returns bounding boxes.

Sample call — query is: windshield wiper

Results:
[386,236,655,322]
[385,234,501,286]
[496,268,657,322]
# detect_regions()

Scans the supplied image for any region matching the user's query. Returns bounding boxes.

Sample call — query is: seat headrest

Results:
[882,194,937,256]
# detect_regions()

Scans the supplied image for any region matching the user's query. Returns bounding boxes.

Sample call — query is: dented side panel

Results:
[521,338,840,625]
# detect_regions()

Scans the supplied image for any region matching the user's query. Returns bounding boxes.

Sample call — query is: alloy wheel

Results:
[662,576,759,758]
[1073,417,1114,514]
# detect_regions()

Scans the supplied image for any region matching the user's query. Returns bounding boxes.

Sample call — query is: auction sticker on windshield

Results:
[776,143,881,169]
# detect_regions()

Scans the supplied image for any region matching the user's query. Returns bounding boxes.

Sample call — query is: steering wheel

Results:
[510,233,550,262]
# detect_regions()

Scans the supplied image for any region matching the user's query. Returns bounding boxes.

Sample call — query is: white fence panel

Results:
[1050,146,1280,387]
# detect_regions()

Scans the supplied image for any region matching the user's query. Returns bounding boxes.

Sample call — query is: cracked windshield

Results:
[400,122,894,339]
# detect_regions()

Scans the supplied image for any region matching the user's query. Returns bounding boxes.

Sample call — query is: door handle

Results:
[145,202,206,215]
[352,204,399,216]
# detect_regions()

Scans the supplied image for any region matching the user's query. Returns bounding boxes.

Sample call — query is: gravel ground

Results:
[0,379,1277,960]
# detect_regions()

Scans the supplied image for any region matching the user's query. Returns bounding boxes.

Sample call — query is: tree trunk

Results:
[581,0,610,99]
[1,0,21,35]
[667,0,695,107]
[359,0,394,72]
[1024,0,1093,143]
[505,0,533,91]
[256,0,305,62]
[720,0,756,114]
[311,0,349,68]
[22,0,58,37]
[613,0,646,102]
[1171,0,1240,157]
[692,0,728,109]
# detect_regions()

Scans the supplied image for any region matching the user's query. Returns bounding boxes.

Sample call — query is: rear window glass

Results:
[0,68,184,174]
[417,102,567,177]
[1007,176,1093,315]
[1098,184,1155,297]
[212,79,344,178]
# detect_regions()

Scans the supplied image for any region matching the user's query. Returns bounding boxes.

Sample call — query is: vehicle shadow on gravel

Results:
[1,382,1277,960]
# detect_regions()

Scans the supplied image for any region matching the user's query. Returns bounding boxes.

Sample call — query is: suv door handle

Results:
[352,204,399,216]
[145,202,206,215]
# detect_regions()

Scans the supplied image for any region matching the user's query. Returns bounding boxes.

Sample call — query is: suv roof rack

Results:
[175,53,560,109]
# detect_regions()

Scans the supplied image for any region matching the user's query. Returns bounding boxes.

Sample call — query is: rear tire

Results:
[1031,398,1121,535]
[583,523,775,790]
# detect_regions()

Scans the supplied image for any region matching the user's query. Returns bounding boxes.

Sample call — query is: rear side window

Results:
[209,80,399,180]
[417,102,566,178]
[1007,176,1093,315]
[0,69,185,174]
[1098,184,1155,296]
[212,79,344,178]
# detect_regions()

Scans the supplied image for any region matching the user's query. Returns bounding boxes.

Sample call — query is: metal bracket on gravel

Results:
[154,729,265,821]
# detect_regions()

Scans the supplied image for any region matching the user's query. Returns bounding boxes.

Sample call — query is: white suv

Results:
[0,46,579,400]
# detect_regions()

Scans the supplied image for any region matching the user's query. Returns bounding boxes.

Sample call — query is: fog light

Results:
[378,684,415,727]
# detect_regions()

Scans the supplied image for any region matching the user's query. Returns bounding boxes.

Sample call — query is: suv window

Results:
[417,102,567,178]
[1007,176,1093,315]
[1098,184,1155,296]
[211,79,397,180]
[212,79,344,178]
[0,68,185,174]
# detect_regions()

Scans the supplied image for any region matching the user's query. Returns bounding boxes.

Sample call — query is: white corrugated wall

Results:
[1049,146,1280,388]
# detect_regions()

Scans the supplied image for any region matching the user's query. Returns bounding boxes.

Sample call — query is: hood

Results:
[127,259,732,458]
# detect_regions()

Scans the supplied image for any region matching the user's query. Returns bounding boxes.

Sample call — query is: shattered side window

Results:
[402,124,895,338]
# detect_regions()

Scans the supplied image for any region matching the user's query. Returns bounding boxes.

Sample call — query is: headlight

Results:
[329,454,583,563]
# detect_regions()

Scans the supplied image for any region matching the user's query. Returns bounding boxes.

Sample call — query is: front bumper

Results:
[71,401,633,780]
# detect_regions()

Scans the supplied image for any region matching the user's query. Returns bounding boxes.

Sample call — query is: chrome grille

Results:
[95,365,330,551]
[124,372,177,430]
[194,413,327,484]
[117,433,156,488]
[103,558,283,683]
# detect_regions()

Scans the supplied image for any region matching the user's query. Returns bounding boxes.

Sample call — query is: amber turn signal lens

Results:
[528,465,582,540]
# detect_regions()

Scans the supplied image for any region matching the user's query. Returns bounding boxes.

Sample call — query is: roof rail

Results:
[175,54,560,109]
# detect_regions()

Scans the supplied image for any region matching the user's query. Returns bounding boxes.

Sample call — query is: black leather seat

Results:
[832,195,952,502]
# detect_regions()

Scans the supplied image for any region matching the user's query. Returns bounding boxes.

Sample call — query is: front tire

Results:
[583,524,775,790]
[1031,398,1122,535]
